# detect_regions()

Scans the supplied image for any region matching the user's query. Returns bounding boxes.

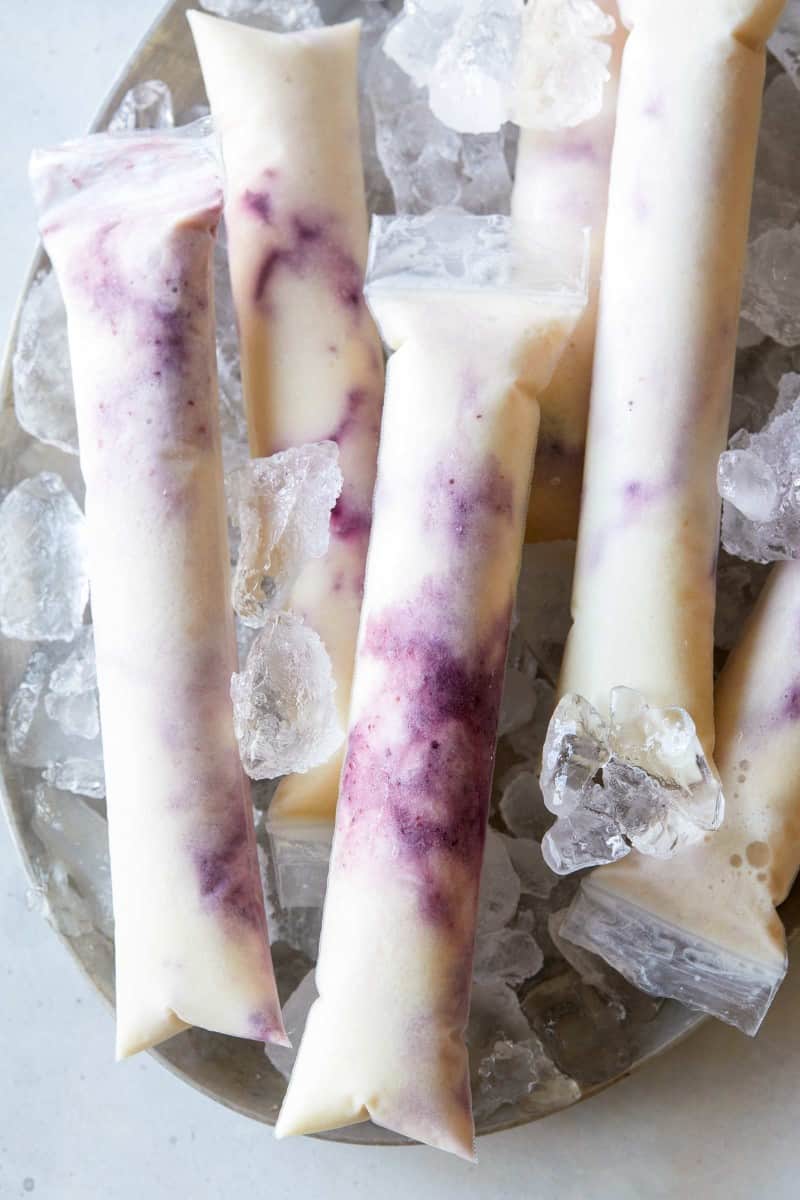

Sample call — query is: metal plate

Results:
[1,0,797,1148]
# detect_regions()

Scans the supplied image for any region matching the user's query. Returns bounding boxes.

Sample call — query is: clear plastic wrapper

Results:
[275,211,587,1157]
[30,126,285,1056]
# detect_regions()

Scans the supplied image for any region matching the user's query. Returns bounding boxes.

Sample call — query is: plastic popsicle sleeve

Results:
[188,11,385,830]
[511,0,626,543]
[563,560,800,1035]
[542,0,786,864]
[274,211,588,1157]
[29,127,286,1057]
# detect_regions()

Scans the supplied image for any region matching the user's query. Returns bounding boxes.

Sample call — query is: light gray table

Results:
[1,4,798,1197]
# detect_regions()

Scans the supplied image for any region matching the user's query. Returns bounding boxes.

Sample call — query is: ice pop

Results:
[563,560,800,1034]
[30,129,286,1058]
[189,12,384,827]
[512,0,625,543]
[546,0,785,845]
[275,213,587,1157]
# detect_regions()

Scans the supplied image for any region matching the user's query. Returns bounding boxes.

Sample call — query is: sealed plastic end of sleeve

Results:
[365,210,589,305]
[562,879,786,1036]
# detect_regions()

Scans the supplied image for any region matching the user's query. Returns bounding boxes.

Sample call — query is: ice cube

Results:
[507,676,557,765]
[498,665,538,735]
[427,1,524,135]
[30,783,112,937]
[42,758,106,801]
[227,444,343,627]
[498,769,551,841]
[199,0,323,31]
[477,827,521,932]
[741,225,800,346]
[230,611,343,779]
[355,0,394,214]
[748,76,800,239]
[505,836,557,899]
[44,626,99,741]
[540,688,723,874]
[267,822,332,909]
[367,48,513,213]
[12,271,78,455]
[769,2,800,91]
[717,449,780,523]
[720,373,800,561]
[522,968,633,1087]
[468,980,578,1121]
[0,473,88,642]
[473,926,544,986]
[265,969,318,1081]
[511,0,615,131]
[107,80,174,131]
[515,540,575,680]
[714,555,769,651]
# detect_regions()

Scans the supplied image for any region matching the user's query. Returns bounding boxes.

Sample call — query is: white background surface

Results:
[1,3,799,1197]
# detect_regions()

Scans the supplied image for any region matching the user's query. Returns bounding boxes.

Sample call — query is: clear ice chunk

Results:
[515,541,575,679]
[505,835,557,900]
[427,1,524,135]
[267,822,332,910]
[498,665,538,736]
[107,80,174,132]
[498,768,551,841]
[510,0,615,131]
[713,556,769,652]
[719,373,800,561]
[540,688,723,875]
[230,611,343,779]
[198,0,323,31]
[741,224,800,345]
[473,926,544,987]
[507,676,557,765]
[227,444,343,627]
[477,828,522,933]
[44,625,99,740]
[0,473,88,642]
[768,1,800,91]
[468,980,578,1121]
[748,76,800,239]
[12,271,78,455]
[30,783,113,938]
[367,49,513,214]
[521,966,634,1087]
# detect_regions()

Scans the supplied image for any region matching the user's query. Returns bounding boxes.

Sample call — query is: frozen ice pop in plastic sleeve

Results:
[512,0,625,542]
[542,0,785,861]
[189,11,384,828]
[29,128,286,1058]
[563,560,800,1035]
[275,212,587,1157]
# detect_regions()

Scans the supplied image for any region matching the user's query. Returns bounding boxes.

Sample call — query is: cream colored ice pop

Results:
[275,213,587,1157]
[30,129,286,1058]
[547,0,784,835]
[512,1,625,543]
[564,560,800,1034]
[189,12,384,827]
